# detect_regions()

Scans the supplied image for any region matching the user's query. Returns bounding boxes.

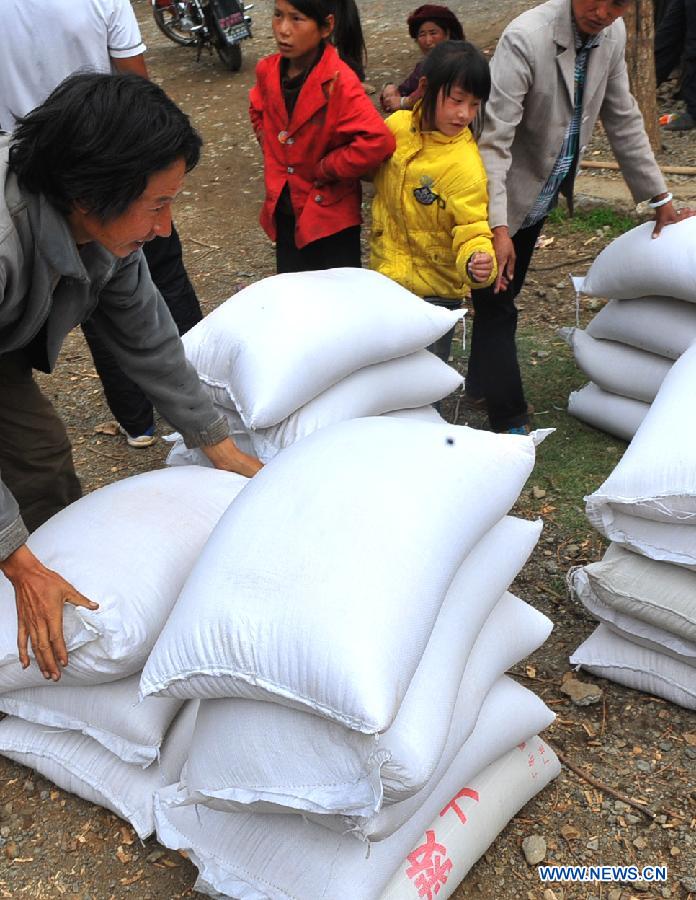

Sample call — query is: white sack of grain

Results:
[153,686,558,900]
[579,218,696,301]
[586,296,696,359]
[182,268,463,430]
[567,382,649,441]
[570,624,696,710]
[0,702,198,839]
[0,468,248,691]
[561,328,671,404]
[140,419,538,734]
[0,675,182,766]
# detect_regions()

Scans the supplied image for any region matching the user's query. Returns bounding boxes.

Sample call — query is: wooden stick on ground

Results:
[551,746,656,819]
[580,159,696,176]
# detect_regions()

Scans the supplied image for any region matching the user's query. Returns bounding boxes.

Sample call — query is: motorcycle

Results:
[152,0,252,72]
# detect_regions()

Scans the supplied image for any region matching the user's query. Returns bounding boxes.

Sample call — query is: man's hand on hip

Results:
[0,544,99,681]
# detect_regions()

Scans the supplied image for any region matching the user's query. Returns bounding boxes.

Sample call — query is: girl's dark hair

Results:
[9,72,202,222]
[420,40,490,138]
[288,0,367,76]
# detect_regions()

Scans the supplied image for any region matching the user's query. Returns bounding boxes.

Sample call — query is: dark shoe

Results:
[663,112,695,131]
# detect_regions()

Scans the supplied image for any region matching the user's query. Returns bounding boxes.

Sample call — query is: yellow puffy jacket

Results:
[370,106,497,299]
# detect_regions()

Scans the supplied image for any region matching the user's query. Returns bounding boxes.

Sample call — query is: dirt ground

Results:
[0,2,695,899]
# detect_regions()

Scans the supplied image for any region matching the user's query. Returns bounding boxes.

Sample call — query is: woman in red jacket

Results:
[249,0,395,273]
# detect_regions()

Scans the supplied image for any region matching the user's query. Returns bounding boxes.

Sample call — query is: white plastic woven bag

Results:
[571,559,696,665]
[562,327,671,403]
[0,468,248,691]
[585,342,696,565]
[167,351,462,465]
[570,624,696,710]
[141,418,538,733]
[153,684,557,900]
[580,218,696,301]
[182,268,463,429]
[567,382,649,441]
[586,296,696,359]
[0,702,198,839]
[169,577,549,819]
[0,675,182,766]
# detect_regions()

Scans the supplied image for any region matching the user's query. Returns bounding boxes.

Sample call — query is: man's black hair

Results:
[9,73,202,222]
[420,40,491,138]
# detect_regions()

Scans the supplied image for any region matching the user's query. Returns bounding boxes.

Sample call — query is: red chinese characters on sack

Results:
[439,787,480,825]
[405,829,453,899]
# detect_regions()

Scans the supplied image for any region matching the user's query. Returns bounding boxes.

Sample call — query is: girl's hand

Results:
[467,251,494,284]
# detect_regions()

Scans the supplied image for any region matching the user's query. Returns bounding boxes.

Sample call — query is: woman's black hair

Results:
[420,40,490,138]
[286,0,367,76]
[9,72,202,222]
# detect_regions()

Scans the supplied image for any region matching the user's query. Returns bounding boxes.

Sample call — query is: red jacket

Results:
[249,44,395,248]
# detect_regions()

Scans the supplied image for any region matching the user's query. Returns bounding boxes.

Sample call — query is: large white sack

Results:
[382,406,447,424]
[586,296,696,359]
[182,268,463,430]
[0,675,182,766]
[570,624,696,710]
[378,737,560,900]
[140,418,538,733]
[579,218,696,301]
[167,351,462,465]
[562,327,671,403]
[0,702,198,839]
[341,669,554,842]
[581,543,696,642]
[570,562,696,666]
[585,343,696,561]
[154,686,557,900]
[169,577,549,819]
[567,382,649,442]
[0,468,248,691]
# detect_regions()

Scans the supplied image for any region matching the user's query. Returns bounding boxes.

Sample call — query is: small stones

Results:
[560,675,603,706]
[522,834,547,865]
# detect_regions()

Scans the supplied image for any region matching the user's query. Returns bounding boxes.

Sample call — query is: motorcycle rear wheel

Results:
[153,4,198,47]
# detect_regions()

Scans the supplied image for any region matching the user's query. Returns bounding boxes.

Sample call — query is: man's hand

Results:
[467,251,495,284]
[652,199,696,237]
[492,226,515,293]
[201,436,263,477]
[0,545,99,681]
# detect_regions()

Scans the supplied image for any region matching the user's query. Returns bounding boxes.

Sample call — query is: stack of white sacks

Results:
[167,268,466,465]
[0,268,562,897]
[0,466,249,838]
[142,415,559,899]
[569,342,696,711]
[562,218,696,441]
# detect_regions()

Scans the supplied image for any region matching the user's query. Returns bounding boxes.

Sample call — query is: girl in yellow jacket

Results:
[370,40,496,363]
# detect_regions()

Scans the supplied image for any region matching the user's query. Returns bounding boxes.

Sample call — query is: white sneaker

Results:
[119,425,157,448]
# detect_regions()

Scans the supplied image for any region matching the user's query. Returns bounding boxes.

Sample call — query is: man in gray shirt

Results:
[0,73,261,682]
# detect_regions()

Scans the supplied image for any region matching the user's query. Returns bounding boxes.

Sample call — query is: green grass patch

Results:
[514,326,624,541]
[546,205,636,239]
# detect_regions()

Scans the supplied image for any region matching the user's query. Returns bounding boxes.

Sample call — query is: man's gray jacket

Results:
[479,0,667,235]
[0,135,228,558]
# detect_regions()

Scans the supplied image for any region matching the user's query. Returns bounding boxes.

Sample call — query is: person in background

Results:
[0,0,204,448]
[380,5,465,113]
[371,41,496,370]
[655,0,696,131]
[328,0,368,80]
[0,74,261,683]
[250,0,395,273]
[470,0,687,436]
